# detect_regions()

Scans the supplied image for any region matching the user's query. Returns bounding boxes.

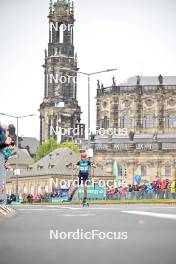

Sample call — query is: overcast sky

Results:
[0,0,176,139]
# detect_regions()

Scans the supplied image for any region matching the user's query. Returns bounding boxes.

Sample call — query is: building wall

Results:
[95,81,176,184]
[7,177,51,195]
[6,175,114,195]
[97,86,176,134]
[93,150,176,184]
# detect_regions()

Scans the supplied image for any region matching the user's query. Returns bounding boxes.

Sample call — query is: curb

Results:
[11,200,176,206]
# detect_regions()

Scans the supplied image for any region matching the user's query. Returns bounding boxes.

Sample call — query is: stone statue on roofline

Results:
[97,80,100,89]
[112,76,116,86]
[136,75,140,85]
[129,130,135,142]
[158,74,163,85]
[153,131,158,141]
[75,53,77,61]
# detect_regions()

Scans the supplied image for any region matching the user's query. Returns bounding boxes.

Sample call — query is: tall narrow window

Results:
[103,116,109,129]
[119,164,127,177]
[121,115,131,128]
[168,115,176,128]
[60,24,64,43]
[165,166,171,177]
[141,164,147,177]
[144,114,155,128]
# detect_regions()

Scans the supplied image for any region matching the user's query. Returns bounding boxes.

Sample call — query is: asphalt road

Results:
[0,204,176,264]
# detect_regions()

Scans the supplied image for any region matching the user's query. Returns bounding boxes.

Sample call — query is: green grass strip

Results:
[12,199,176,206]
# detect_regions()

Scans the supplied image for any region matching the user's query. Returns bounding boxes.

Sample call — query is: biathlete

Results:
[67,152,96,207]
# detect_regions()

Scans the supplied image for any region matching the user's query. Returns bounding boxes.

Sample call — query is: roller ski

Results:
[82,198,89,208]
[66,196,73,202]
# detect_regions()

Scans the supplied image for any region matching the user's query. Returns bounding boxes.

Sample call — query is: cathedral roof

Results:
[93,134,176,144]
[119,76,176,86]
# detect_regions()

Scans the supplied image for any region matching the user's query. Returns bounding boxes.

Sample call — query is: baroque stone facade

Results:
[96,75,176,134]
[39,0,81,143]
[93,75,176,184]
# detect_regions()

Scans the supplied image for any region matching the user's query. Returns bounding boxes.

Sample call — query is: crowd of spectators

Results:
[7,179,176,203]
[8,191,66,204]
[107,179,176,200]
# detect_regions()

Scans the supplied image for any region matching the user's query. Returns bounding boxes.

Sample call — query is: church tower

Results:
[39,0,81,143]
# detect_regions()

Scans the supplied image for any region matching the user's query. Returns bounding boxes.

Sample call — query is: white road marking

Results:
[122,210,176,220]
[59,206,82,210]
[0,209,7,216]
[78,214,95,217]
[61,214,75,217]
[17,206,120,211]
[16,205,176,214]
[136,206,176,210]
[59,207,123,210]
[60,213,95,217]
[18,208,64,211]
[46,206,62,208]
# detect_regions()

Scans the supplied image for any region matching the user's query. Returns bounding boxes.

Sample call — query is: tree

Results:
[58,141,80,154]
[35,138,80,161]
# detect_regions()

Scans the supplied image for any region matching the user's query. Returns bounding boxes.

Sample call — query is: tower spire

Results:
[40,0,81,144]
[71,1,74,15]
[57,0,67,3]
[49,0,53,15]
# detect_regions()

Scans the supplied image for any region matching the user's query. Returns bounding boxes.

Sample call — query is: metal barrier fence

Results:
[106,190,176,200]
[12,189,176,204]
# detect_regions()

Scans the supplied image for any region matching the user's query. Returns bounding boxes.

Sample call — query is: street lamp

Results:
[59,67,117,149]
[0,113,36,201]
[77,69,117,149]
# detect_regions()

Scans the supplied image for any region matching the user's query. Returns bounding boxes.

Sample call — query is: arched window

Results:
[123,100,130,108]
[145,98,153,107]
[102,116,109,129]
[59,24,64,43]
[167,115,176,128]
[144,114,155,128]
[121,115,132,128]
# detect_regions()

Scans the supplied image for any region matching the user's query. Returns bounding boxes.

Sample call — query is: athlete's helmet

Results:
[81,152,87,159]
